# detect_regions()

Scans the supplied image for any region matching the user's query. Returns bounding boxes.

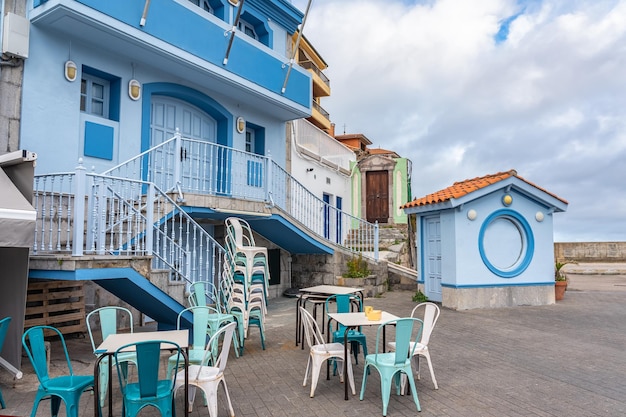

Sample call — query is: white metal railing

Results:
[103,130,378,259]
[33,163,224,284]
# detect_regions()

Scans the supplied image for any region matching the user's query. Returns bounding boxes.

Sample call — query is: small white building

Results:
[402,170,568,310]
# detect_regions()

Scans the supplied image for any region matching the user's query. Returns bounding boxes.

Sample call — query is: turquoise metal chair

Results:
[167,306,212,379]
[188,281,241,356]
[326,294,368,365]
[22,325,95,417]
[87,306,138,408]
[0,316,11,409]
[116,339,181,417]
[359,318,424,416]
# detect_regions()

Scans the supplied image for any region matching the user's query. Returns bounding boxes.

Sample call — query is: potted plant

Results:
[554,260,575,300]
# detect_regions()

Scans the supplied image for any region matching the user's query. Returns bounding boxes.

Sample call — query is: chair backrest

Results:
[87,306,134,354]
[23,325,74,384]
[188,281,219,308]
[325,294,361,332]
[0,317,11,355]
[299,307,327,350]
[177,306,214,350]
[410,302,440,346]
[374,318,423,366]
[116,340,180,398]
[195,321,237,378]
[225,217,256,247]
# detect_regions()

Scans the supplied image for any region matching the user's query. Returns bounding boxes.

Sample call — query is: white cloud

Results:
[292,0,626,241]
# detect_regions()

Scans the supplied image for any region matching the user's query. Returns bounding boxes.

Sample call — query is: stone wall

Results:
[291,249,387,289]
[555,242,626,263]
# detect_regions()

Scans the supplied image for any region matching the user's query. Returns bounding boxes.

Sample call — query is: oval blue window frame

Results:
[478,209,534,278]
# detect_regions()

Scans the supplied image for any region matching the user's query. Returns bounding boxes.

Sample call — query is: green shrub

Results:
[343,253,371,278]
[412,290,428,302]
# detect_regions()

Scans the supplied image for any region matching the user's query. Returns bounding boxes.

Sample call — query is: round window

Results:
[478,209,534,278]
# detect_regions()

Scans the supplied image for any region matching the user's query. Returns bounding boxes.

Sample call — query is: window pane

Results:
[80,95,86,112]
[91,100,104,116]
[92,83,104,100]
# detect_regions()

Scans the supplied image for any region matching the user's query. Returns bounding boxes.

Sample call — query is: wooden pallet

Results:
[25,280,86,337]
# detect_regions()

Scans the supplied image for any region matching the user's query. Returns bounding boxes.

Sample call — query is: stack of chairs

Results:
[221,217,269,354]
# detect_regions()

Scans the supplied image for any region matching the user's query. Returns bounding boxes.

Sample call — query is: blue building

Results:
[402,170,568,309]
[4,0,381,337]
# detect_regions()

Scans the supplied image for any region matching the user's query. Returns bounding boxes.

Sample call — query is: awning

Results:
[0,166,36,247]
[0,150,37,377]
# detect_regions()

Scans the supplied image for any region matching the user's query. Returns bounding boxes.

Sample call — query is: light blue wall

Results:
[446,189,555,287]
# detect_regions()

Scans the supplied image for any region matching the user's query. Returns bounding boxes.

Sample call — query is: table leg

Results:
[183,348,189,417]
[93,355,103,417]
[343,326,351,400]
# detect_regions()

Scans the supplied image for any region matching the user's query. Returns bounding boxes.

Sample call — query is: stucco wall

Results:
[554,242,626,263]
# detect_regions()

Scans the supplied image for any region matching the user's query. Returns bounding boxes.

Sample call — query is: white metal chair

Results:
[174,322,237,417]
[299,307,355,398]
[387,302,440,390]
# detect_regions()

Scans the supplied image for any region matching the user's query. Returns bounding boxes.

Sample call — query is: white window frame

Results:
[238,19,258,40]
[245,128,254,153]
[81,73,110,119]
[188,0,213,13]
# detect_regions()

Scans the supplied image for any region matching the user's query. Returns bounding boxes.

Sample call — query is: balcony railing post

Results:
[374,221,379,261]
[146,183,154,256]
[174,128,182,191]
[72,161,86,256]
[265,150,273,203]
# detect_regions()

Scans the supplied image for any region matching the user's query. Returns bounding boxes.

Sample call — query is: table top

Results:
[95,329,189,354]
[299,285,364,296]
[328,311,399,327]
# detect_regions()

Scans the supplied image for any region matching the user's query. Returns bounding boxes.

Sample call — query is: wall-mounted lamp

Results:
[236,116,245,134]
[64,60,77,82]
[467,209,477,221]
[228,0,239,5]
[306,168,314,172]
[502,194,513,206]
[128,79,141,101]
[535,212,545,222]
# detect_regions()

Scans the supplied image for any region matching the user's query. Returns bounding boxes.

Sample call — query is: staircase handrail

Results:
[32,165,224,286]
[102,130,379,260]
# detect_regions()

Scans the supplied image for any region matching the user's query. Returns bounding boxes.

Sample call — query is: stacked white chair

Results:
[221,217,269,354]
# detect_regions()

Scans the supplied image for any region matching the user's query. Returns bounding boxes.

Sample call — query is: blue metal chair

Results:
[22,325,95,417]
[87,306,138,408]
[359,318,424,416]
[0,316,11,409]
[116,339,181,417]
[325,294,368,365]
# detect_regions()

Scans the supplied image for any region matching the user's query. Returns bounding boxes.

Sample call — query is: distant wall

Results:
[555,242,626,263]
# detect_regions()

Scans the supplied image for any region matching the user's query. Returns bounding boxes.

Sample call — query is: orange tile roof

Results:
[402,169,568,209]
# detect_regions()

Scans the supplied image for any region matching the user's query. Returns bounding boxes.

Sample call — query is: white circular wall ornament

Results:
[467,209,477,221]
[535,211,544,222]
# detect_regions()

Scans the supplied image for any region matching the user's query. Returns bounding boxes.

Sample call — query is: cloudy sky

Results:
[289,0,626,242]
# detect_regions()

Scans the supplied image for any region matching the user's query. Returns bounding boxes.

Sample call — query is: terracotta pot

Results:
[555,281,567,301]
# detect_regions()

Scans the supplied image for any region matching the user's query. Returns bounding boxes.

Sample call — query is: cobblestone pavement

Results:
[1,283,626,417]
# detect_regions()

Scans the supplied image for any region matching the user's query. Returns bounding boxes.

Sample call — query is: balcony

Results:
[309,101,331,132]
[30,0,311,120]
[299,60,331,98]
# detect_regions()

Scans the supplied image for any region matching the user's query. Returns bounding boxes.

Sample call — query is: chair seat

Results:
[365,352,411,368]
[124,380,173,401]
[183,365,221,382]
[388,341,427,354]
[42,375,95,392]
[310,342,346,356]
